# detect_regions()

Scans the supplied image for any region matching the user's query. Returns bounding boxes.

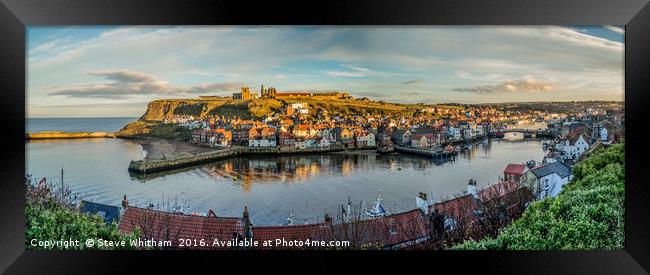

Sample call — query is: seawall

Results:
[395,146,457,158]
[128,146,351,173]
[26,131,116,139]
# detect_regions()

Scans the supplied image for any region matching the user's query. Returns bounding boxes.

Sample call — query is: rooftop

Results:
[336,209,428,248]
[80,200,121,224]
[118,207,244,249]
[254,223,333,249]
[529,161,572,178]
[504,163,526,175]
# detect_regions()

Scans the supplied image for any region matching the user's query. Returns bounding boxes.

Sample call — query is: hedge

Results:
[454,143,624,250]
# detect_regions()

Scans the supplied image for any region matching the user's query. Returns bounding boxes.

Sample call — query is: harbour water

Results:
[26,118,547,225]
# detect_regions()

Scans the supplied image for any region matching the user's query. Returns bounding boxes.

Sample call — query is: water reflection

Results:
[132,151,457,190]
[28,138,548,225]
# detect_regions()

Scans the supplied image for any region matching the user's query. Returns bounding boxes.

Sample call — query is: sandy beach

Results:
[137,139,217,160]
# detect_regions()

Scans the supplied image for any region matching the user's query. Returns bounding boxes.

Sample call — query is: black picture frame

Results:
[1,0,649,273]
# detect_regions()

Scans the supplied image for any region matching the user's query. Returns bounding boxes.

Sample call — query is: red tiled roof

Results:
[477,180,520,201]
[118,207,244,250]
[333,209,428,248]
[504,163,526,175]
[253,223,333,249]
[296,124,312,131]
[431,194,479,224]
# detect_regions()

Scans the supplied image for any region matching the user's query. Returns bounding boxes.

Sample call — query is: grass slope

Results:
[454,143,624,250]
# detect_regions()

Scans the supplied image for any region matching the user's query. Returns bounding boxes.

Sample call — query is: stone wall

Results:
[26,132,115,139]
[129,145,350,173]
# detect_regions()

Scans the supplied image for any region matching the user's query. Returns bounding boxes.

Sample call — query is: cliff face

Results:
[140,100,188,121]
[139,98,283,121]
[138,97,418,123]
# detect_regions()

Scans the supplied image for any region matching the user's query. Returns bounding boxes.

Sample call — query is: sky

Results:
[27,26,624,118]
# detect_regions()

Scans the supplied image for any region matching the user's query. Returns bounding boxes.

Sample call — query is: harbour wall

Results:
[128,145,375,173]
[26,131,116,139]
[394,146,457,158]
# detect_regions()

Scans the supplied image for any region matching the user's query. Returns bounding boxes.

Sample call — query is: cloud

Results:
[46,70,244,99]
[399,91,420,96]
[354,92,390,98]
[326,65,400,78]
[453,79,555,94]
[401,80,423,85]
[604,25,625,35]
[187,82,244,94]
[326,70,365,77]
[27,26,624,116]
[88,70,156,83]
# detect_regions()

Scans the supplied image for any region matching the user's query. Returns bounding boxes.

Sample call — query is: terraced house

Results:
[248,127,277,147]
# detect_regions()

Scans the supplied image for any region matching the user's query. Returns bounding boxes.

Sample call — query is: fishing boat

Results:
[526,160,537,168]
[284,211,295,226]
[377,143,395,154]
[365,190,387,219]
[444,144,455,153]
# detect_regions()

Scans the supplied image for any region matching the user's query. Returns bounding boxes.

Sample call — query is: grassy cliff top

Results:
[138,96,442,122]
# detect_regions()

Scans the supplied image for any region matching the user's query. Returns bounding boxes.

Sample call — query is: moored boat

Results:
[365,190,387,219]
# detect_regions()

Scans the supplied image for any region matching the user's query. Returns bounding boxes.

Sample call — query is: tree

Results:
[25,175,139,250]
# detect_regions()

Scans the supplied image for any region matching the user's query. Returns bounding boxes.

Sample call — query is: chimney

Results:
[467,179,478,199]
[243,206,252,238]
[324,213,332,224]
[121,194,129,209]
[416,192,430,214]
[243,206,250,220]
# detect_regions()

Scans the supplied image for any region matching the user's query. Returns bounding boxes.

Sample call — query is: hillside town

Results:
[161,86,623,162]
[70,86,625,249]
[157,87,624,202]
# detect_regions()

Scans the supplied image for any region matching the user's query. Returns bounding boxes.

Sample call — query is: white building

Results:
[248,137,276,147]
[476,124,486,137]
[600,127,609,143]
[522,162,572,199]
[316,128,330,138]
[295,140,307,149]
[469,123,479,138]
[356,132,376,148]
[557,135,590,160]
[411,135,429,149]
[291,102,310,114]
[319,137,331,149]
[447,126,461,140]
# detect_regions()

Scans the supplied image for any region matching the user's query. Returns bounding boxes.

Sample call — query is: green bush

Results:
[26,200,140,250]
[454,143,624,250]
[208,102,252,119]
[173,103,206,117]
[149,123,191,141]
